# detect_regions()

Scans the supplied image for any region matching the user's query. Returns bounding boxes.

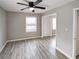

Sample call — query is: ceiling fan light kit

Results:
[29,7,34,11]
[29,7,35,12]
[17,0,46,12]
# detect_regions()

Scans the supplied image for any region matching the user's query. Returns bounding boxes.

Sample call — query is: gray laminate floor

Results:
[0,36,59,59]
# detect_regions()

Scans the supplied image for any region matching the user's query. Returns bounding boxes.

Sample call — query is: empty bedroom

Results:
[0,0,79,59]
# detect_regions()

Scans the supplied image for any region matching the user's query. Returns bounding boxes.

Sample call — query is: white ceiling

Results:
[0,0,74,13]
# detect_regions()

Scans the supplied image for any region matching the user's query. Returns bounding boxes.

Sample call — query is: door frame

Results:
[73,7,79,59]
[41,13,56,37]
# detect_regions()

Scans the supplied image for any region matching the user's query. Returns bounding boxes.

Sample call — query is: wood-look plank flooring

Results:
[0,36,59,59]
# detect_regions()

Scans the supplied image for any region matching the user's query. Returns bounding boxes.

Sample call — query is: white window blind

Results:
[26,17,37,32]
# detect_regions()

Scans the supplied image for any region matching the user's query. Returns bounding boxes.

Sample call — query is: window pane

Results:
[53,18,56,24]
[53,24,56,30]
[26,17,37,25]
[52,17,56,30]
[26,26,37,32]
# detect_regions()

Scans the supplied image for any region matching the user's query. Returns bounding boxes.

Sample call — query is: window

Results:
[52,17,56,30]
[26,17,37,32]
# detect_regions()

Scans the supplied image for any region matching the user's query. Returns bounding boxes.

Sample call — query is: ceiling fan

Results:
[17,0,46,12]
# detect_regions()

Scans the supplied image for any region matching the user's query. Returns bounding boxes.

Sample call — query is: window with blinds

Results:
[26,17,37,32]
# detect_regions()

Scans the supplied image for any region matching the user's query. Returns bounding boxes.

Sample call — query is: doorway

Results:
[42,13,57,57]
[52,14,56,36]
[73,7,79,59]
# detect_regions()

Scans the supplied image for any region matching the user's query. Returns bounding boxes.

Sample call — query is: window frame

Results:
[26,16,37,32]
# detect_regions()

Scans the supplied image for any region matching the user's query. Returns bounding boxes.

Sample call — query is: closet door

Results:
[42,15,52,37]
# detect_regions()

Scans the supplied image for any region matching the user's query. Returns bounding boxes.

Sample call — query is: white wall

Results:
[42,0,79,58]
[0,7,7,52]
[7,12,41,40]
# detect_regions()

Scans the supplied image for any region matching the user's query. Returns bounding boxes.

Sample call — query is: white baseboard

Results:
[56,47,72,59]
[7,36,43,42]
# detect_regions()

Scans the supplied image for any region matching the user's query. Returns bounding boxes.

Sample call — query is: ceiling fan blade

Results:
[34,0,42,5]
[34,6,46,9]
[17,2,29,6]
[23,0,30,2]
[20,7,30,11]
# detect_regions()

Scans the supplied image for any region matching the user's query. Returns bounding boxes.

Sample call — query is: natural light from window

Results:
[26,17,37,32]
[52,17,56,30]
